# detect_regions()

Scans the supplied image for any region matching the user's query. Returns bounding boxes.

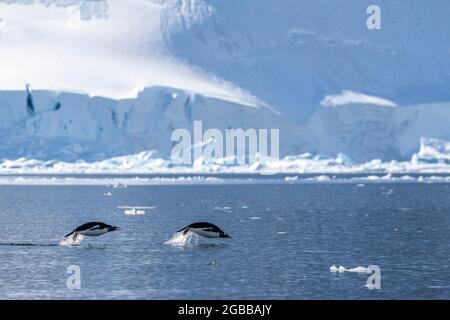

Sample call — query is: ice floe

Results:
[330,265,372,274]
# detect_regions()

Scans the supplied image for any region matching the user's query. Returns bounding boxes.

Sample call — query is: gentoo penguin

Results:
[177,222,231,239]
[65,222,120,241]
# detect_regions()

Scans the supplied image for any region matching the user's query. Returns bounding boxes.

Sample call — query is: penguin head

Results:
[108,225,120,232]
[219,232,231,238]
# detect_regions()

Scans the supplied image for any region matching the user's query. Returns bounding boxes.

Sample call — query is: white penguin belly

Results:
[192,228,219,238]
[79,228,108,237]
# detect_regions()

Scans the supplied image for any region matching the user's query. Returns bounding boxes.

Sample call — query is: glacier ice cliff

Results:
[0,87,295,162]
[2,88,450,173]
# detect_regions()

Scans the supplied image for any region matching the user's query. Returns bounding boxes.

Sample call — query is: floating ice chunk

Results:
[119,206,155,215]
[213,206,231,211]
[308,175,331,182]
[124,209,145,215]
[330,265,346,273]
[330,265,372,273]
[346,266,372,273]
[285,176,298,182]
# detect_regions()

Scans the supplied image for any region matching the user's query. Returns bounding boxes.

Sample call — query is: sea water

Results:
[0,180,449,299]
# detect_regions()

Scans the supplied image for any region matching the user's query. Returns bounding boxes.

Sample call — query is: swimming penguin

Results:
[177,222,231,238]
[64,222,120,241]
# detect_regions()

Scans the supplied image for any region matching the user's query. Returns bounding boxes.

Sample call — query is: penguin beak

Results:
[222,233,231,239]
[110,226,120,232]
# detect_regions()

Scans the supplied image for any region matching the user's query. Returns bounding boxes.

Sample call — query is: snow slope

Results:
[4,0,450,117]
[162,0,450,119]
[0,0,261,106]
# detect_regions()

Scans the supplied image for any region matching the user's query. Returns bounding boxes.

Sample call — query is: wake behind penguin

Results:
[60,222,120,246]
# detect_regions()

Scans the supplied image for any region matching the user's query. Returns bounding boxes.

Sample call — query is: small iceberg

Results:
[330,265,372,274]
[113,182,128,189]
[119,206,155,215]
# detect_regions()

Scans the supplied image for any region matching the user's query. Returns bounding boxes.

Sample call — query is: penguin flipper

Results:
[65,229,76,238]
[176,226,188,233]
[176,227,190,235]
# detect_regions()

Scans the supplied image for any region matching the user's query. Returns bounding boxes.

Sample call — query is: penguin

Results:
[177,222,231,239]
[65,222,120,241]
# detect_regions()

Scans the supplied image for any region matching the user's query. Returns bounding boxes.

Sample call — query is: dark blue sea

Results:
[0,180,449,299]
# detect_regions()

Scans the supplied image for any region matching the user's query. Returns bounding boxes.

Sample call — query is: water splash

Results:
[164,231,199,247]
[59,234,85,246]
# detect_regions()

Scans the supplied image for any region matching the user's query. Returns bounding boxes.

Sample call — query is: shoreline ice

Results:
[3,139,450,177]
[1,173,450,186]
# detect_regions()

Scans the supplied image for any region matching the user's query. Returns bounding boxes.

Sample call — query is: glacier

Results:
[1,0,450,175]
[0,87,289,162]
[2,87,450,169]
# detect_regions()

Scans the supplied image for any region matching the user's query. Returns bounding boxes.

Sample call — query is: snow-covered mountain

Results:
[0,0,261,105]
[162,0,450,119]
[1,0,450,172]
